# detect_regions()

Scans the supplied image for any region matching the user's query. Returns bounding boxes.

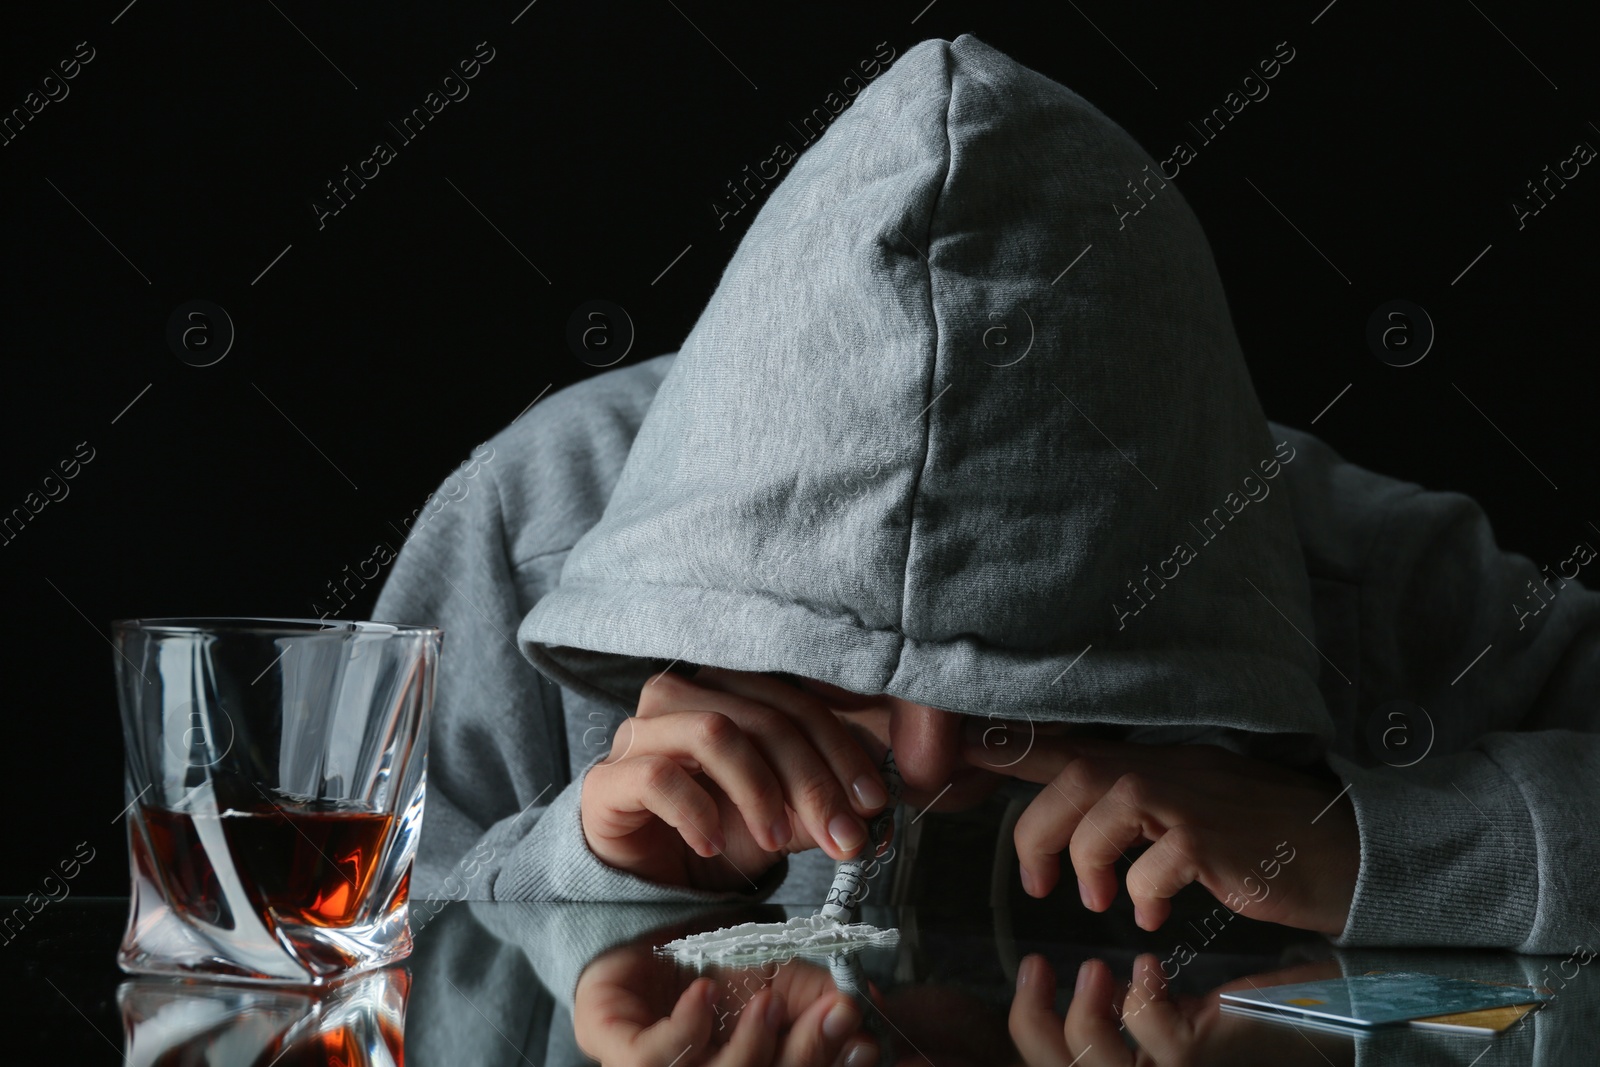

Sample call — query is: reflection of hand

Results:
[965,733,1358,936]
[1009,954,1354,1067]
[574,933,877,1067]
[582,667,889,892]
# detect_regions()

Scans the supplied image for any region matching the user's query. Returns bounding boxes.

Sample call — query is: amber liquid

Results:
[143,1016,407,1067]
[280,1020,406,1067]
[140,801,395,928]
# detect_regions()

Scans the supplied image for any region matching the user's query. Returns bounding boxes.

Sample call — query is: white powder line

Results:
[661,915,898,967]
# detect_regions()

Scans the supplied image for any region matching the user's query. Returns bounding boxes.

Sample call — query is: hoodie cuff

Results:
[494,757,789,903]
[1327,751,1537,949]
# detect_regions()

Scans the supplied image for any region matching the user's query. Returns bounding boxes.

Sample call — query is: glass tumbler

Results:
[113,618,440,984]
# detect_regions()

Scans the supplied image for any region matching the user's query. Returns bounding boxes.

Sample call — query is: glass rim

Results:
[111,616,443,637]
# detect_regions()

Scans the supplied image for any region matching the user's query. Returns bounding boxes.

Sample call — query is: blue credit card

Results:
[1218,971,1551,1027]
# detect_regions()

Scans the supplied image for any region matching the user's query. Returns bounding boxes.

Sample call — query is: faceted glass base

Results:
[119,965,408,1064]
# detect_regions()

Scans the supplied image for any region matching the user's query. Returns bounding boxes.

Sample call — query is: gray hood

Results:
[521,34,1331,742]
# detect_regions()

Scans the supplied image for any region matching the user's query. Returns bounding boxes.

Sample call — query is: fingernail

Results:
[1075,961,1090,996]
[852,775,888,810]
[823,998,861,1040]
[1078,879,1093,909]
[1134,905,1150,930]
[1016,957,1030,990]
[768,816,791,850]
[1020,866,1036,896]
[764,992,785,1030]
[844,1040,879,1067]
[703,980,720,1008]
[829,814,866,853]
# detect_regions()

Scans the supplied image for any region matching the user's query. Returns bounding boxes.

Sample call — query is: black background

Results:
[2,0,1593,894]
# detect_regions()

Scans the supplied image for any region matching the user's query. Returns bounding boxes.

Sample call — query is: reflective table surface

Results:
[3,893,1594,1065]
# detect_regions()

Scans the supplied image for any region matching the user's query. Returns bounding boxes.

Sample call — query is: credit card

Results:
[1219,971,1550,1027]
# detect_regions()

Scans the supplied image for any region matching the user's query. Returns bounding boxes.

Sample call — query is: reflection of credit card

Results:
[1409,1002,1541,1034]
[1219,971,1550,1027]
[1219,1003,1374,1037]
[1221,1000,1539,1036]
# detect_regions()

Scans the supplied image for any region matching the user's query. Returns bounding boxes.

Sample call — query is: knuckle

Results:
[638,754,679,794]
[1110,771,1153,807]
[1158,825,1203,876]
[743,704,787,738]
[1066,832,1098,871]
[792,770,842,816]
[1058,756,1099,794]
[691,710,737,750]
[816,722,866,769]
[1162,824,1205,864]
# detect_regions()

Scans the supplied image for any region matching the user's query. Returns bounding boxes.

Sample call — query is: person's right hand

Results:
[580,667,892,891]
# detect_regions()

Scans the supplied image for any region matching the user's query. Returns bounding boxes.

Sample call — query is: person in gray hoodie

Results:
[373,35,1600,960]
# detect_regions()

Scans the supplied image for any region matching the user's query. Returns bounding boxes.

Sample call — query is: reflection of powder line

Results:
[661,915,899,966]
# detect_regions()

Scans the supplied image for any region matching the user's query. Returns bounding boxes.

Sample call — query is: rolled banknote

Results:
[819,749,904,921]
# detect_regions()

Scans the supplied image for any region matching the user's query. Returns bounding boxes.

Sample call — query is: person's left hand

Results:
[964,731,1359,936]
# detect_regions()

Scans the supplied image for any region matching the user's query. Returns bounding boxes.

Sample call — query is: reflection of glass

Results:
[118,965,408,1066]
[114,618,440,983]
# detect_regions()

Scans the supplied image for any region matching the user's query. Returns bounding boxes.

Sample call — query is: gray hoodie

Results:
[372,35,1600,956]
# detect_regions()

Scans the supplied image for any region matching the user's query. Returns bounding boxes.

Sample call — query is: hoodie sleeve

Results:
[372,434,786,907]
[1275,427,1600,952]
